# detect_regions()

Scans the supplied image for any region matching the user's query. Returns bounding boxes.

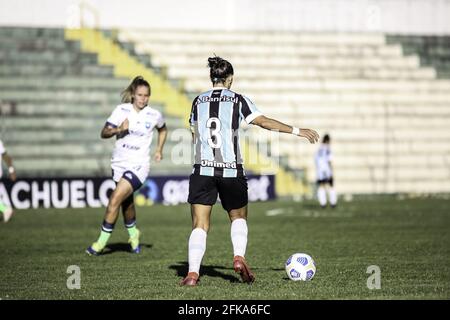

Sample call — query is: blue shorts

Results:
[112,169,143,191]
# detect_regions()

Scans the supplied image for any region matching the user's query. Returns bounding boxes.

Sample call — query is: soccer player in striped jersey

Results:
[86,76,167,255]
[0,138,16,223]
[181,56,319,286]
[315,134,337,208]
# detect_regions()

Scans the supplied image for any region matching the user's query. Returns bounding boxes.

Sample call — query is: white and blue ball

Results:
[285,253,316,281]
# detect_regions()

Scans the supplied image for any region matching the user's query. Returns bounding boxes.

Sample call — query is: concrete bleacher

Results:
[2,27,449,194]
[0,27,191,178]
[119,29,450,194]
[387,35,450,79]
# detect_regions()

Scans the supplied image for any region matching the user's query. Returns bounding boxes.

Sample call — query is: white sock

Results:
[329,188,337,206]
[188,228,207,274]
[231,218,248,257]
[318,187,327,207]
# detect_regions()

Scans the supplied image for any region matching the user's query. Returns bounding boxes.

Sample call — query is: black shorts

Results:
[317,177,334,186]
[188,174,248,212]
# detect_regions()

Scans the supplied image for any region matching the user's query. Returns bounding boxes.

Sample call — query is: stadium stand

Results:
[0,27,194,178]
[64,28,308,197]
[118,29,450,194]
[386,35,450,79]
[1,27,449,195]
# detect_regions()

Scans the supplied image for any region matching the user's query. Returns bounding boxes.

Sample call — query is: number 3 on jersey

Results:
[206,117,222,148]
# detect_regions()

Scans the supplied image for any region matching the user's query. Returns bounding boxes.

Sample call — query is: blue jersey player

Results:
[181,56,319,286]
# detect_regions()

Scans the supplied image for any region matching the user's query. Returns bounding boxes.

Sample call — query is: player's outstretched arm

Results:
[101,119,129,139]
[251,115,319,144]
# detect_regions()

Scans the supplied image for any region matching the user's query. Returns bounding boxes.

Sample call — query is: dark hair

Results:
[322,134,330,143]
[121,76,151,103]
[208,56,234,84]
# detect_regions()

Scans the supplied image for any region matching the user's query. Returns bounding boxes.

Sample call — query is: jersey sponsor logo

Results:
[129,121,151,136]
[146,111,159,118]
[196,95,238,105]
[122,143,140,151]
[120,107,131,112]
[128,128,146,137]
[201,160,237,169]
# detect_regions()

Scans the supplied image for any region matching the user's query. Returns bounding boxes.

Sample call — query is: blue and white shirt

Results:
[189,87,262,177]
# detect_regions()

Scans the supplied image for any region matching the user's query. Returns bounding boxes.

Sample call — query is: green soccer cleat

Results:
[128,228,141,253]
[86,242,105,256]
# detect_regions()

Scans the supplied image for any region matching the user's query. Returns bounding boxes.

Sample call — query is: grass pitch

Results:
[0,196,449,300]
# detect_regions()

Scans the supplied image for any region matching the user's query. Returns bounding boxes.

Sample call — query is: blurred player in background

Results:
[181,56,319,286]
[0,138,16,223]
[315,133,337,208]
[86,76,167,255]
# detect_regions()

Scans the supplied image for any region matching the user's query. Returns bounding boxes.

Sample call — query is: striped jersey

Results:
[189,87,262,177]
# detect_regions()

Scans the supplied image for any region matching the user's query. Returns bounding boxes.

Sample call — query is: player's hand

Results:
[299,128,319,144]
[116,119,129,137]
[119,118,129,132]
[154,150,162,162]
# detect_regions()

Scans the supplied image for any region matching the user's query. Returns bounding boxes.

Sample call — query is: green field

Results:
[0,196,449,300]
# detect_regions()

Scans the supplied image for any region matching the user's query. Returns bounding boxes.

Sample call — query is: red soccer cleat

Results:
[233,256,255,284]
[180,272,199,286]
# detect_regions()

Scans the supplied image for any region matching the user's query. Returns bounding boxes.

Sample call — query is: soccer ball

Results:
[285,253,316,281]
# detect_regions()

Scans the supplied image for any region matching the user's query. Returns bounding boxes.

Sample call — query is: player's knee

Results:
[193,221,210,233]
[229,208,247,221]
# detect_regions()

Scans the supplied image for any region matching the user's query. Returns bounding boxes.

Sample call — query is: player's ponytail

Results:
[121,76,151,103]
[208,56,234,85]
